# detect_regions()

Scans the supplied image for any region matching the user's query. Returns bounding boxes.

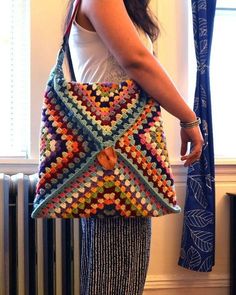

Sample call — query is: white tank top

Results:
[68,5,153,83]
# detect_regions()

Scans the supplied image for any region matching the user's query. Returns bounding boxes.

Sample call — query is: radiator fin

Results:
[0,173,80,295]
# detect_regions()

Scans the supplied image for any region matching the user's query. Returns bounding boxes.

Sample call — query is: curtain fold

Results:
[178,0,217,272]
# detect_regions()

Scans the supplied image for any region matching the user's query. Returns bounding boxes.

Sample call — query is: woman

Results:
[64,0,204,294]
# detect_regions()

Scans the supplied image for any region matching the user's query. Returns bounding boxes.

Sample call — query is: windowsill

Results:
[0,157,235,182]
[0,158,38,164]
[171,158,236,166]
[0,158,39,175]
[215,158,236,165]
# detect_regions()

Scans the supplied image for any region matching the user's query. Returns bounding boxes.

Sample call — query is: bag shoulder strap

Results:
[61,0,81,81]
[62,0,81,50]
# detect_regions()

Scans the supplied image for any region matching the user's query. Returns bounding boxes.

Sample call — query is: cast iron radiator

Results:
[0,173,80,295]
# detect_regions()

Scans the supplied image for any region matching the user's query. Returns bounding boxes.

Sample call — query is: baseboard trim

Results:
[144,274,230,290]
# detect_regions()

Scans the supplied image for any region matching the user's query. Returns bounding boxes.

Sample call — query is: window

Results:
[0,0,30,158]
[188,0,236,159]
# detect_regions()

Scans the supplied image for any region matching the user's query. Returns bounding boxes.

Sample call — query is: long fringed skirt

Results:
[79,217,152,295]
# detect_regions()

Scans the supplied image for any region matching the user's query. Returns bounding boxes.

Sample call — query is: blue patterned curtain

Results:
[178,0,217,272]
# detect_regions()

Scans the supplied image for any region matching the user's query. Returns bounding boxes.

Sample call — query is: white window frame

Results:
[0,0,235,177]
[187,0,236,165]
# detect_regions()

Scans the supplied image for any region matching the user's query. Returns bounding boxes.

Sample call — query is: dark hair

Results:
[124,0,160,42]
[64,0,160,42]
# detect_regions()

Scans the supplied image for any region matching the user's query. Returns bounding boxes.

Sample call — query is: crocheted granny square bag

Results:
[31,0,181,219]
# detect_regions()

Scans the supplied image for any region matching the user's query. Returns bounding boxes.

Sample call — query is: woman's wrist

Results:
[178,110,197,124]
[180,117,201,128]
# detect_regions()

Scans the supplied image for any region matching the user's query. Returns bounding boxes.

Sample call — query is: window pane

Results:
[217,0,236,8]
[211,4,236,158]
[188,1,236,159]
[0,0,30,158]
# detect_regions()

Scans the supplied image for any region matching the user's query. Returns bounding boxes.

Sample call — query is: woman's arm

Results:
[80,0,204,166]
[81,0,194,122]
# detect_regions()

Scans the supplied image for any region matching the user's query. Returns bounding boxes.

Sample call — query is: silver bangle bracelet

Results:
[180,117,201,128]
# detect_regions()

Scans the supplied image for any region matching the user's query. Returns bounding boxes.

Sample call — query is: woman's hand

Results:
[180,126,204,167]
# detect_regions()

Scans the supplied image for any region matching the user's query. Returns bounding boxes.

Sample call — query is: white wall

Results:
[144,166,233,295]
[31,0,68,159]
[150,0,189,165]
[30,1,234,294]
[144,1,233,294]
